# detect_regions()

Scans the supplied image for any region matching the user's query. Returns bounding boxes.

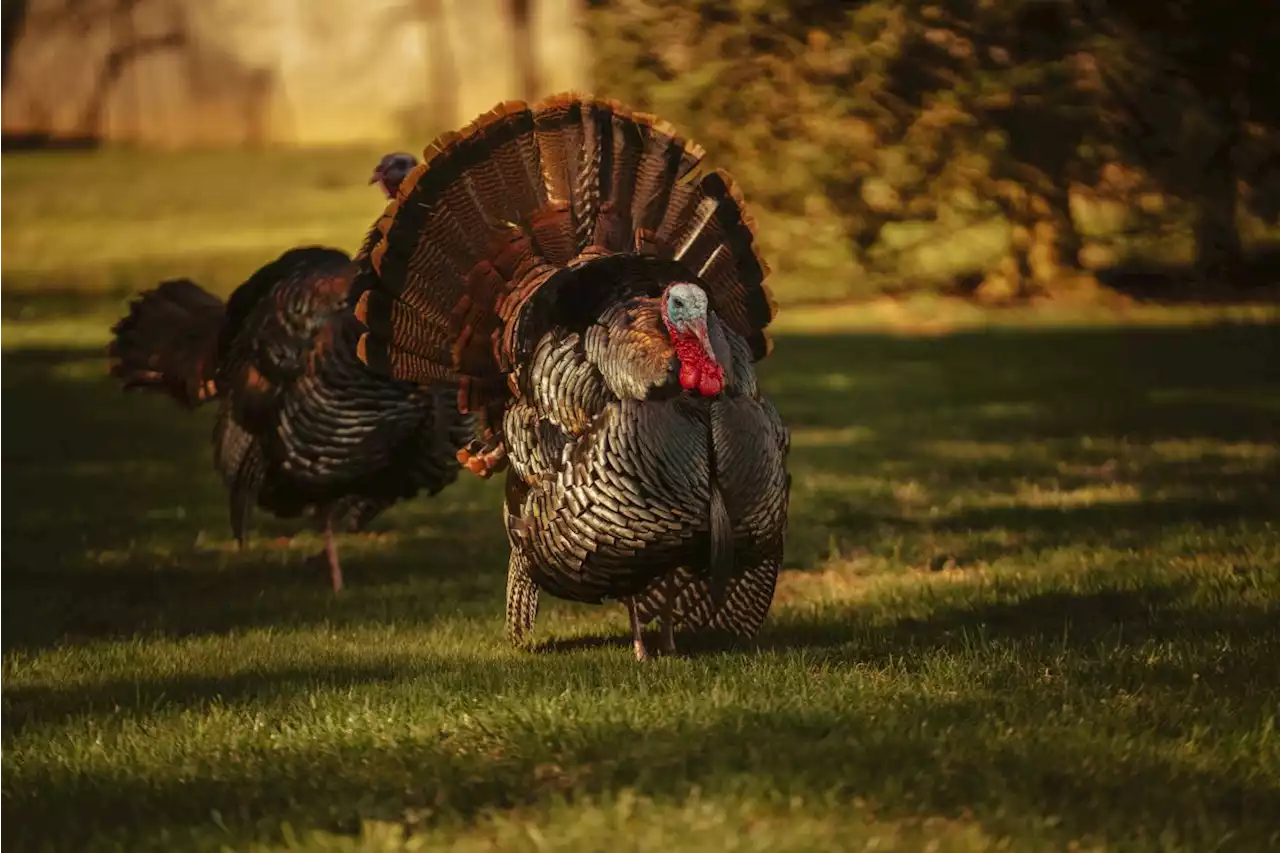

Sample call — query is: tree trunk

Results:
[1191,76,1244,285]
[1025,184,1082,289]
[1193,141,1242,284]
[987,172,1085,299]
[509,0,539,101]
[421,0,459,132]
[1,0,29,84]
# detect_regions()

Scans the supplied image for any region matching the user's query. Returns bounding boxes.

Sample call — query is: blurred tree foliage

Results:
[584,0,1280,303]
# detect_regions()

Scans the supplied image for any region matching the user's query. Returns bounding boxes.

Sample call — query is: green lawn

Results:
[3,151,1280,852]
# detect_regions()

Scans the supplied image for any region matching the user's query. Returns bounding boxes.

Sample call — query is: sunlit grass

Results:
[2,148,385,298]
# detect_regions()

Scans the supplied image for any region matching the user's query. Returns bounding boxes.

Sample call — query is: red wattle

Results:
[679,360,700,391]
[671,332,724,396]
[698,369,723,397]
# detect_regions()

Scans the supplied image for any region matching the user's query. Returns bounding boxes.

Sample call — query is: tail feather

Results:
[571,104,603,253]
[108,279,226,409]
[534,99,582,219]
[670,172,774,358]
[630,121,695,246]
[354,92,777,408]
[596,113,642,251]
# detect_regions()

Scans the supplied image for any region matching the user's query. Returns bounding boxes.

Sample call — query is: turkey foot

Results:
[457,438,508,479]
[626,600,651,661]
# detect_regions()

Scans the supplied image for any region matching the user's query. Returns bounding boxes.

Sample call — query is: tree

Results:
[509,0,540,100]
[1082,0,1280,284]
[417,0,460,134]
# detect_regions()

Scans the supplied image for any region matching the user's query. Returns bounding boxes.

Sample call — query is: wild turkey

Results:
[107,160,476,592]
[361,152,421,255]
[351,93,791,658]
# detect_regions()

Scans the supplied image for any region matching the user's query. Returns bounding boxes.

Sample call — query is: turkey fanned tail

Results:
[107,279,225,409]
[351,93,790,654]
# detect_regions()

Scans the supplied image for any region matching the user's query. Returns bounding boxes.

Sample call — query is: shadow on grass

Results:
[535,573,1280,707]
[2,661,411,735]
[2,319,1278,652]
[4,646,1278,852]
[0,535,506,654]
[768,322,1279,569]
[762,585,1279,682]
[932,492,1279,548]
[1,344,506,653]
[764,323,1279,441]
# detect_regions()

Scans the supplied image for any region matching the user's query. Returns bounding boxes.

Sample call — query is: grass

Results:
[3,149,1280,852]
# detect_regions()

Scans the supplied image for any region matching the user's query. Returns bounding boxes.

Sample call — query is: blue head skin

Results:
[662,283,709,331]
[369,152,419,199]
[661,282,724,395]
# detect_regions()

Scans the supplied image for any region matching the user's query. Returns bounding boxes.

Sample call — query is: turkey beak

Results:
[691,318,718,364]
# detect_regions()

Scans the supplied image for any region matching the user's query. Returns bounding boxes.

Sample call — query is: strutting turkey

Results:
[107,158,476,592]
[351,93,791,658]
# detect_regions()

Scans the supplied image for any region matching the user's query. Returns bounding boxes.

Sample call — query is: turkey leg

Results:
[626,600,651,661]
[659,598,676,656]
[324,516,344,593]
[505,549,540,648]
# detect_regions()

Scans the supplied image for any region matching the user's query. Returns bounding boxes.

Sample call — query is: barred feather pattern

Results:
[629,394,791,638]
[244,320,474,531]
[491,289,788,648]
[352,94,789,649]
[504,330,789,588]
[216,247,477,542]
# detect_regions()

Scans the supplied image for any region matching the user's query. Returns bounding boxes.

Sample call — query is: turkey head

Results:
[369,152,419,199]
[661,283,725,398]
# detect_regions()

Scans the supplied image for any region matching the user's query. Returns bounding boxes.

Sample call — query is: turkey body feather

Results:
[109,244,476,591]
[352,94,791,656]
[500,269,790,612]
